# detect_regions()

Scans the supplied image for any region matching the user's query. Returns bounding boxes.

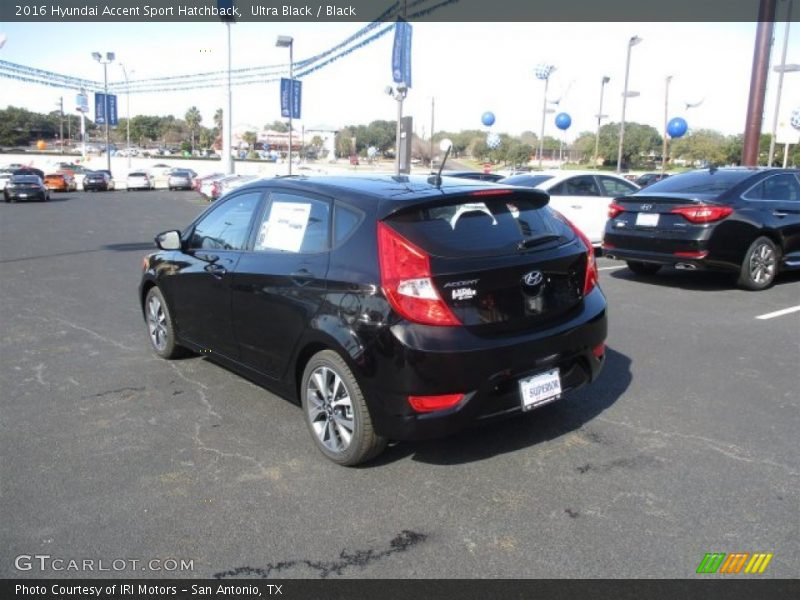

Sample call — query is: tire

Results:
[300,350,387,466]
[626,260,661,275]
[738,236,779,291]
[144,286,186,359]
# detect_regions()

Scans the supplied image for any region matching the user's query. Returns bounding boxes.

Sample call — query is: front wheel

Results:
[144,286,186,359]
[626,261,661,275]
[301,350,387,466]
[738,236,779,290]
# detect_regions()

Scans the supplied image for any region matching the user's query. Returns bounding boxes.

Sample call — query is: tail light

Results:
[408,393,465,413]
[377,222,460,327]
[670,204,732,223]
[673,250,709,259]
[554,213,598,296]
[608,203,625,219]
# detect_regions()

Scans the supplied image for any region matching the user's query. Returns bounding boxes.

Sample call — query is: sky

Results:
[1,20,799,142]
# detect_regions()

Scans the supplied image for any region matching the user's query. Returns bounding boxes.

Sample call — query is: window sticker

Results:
[256,202,312,252]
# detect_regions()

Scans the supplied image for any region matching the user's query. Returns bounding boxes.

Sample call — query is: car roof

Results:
[236,174,548,219]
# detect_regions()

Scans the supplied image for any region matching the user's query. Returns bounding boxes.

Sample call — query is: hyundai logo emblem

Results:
[640,203,654,211]
[523,271,544,287]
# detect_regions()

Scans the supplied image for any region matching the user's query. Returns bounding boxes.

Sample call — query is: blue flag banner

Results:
[392,20,412,87]
[107,93,118,126]
[94,92,106,124]
[280,78,302,120]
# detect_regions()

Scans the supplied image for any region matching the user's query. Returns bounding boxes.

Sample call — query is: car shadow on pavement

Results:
[367,347,632,467]
[104,242,156,252]
[608,266,800,291]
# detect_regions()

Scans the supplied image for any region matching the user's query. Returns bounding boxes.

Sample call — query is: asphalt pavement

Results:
[1,189,798,579]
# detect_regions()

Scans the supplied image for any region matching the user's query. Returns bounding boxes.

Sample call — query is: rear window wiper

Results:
[517,234,561,251]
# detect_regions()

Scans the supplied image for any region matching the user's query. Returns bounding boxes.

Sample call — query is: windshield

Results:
[641,170,754,195]
[386,193,568,258]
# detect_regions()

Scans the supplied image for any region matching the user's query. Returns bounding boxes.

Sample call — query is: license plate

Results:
[636,212,659,227]
[18,193,28,198]
[519,368,562,411]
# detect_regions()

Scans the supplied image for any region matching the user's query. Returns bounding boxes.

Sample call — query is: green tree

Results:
[128,115,162,147]
[596,122,662,168]
[265,120,288,132]
[242,131,258,149]
[571,131,598,164]
[184,106,202,152]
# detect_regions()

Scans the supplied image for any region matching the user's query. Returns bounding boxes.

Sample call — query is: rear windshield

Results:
[502,174,555,188]
[129,172,147,177]
[640,170,754,195]
[13,176,40,183]
[172,170,191,176]
[386,193,569,258]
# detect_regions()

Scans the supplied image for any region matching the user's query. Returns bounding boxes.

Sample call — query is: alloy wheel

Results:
[749,242,776,285]
[305,366,355,454]
[147,295,168,352]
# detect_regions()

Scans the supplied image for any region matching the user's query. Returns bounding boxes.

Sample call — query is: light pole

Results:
[276,35,294,176]
[92,51,115,173]
[385,85,408,176]
[119,63,134,168]
[768,0,797,166]
[661,75,673,175]
[616,35,642,173]
[593,76,610,168]
[535,65,556,168]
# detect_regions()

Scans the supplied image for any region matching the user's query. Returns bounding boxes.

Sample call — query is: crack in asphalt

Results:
[213,530,428,579]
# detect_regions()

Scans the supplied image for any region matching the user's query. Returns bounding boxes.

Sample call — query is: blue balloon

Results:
[481,111,496,127]
[667,117,688,138]
[555,112,572,130]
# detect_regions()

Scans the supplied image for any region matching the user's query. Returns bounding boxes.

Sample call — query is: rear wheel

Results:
[301,350,387,466]
[144,286,186,359]
[738,236,779,290]
[626,261,661,276]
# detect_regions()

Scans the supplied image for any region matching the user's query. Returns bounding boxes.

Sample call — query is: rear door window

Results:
[598,176,638,197]
[386,193,569,258]
[254,192,331,254]
[743,174,800,202]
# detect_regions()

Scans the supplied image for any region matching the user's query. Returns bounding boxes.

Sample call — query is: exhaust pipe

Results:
[674,262,697,270]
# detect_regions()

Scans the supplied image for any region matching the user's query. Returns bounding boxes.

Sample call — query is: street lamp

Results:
[385,85,408,176]
[276,35,294,176]
[768,0,797,166]
[593,76,610,168]
[616,35,642,173]
[535,64,557,168]
[661,75,673,175]
[119,63,134,168]
[92,51,115,173]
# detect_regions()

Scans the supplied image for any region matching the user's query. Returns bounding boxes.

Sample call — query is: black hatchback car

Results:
[603,168,800,290]
[139,175,608,465]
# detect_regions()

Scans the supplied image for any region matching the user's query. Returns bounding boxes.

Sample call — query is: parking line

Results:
[598,265,626,271]
[755,305,800,320]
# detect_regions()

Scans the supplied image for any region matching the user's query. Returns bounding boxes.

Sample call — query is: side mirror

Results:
[155,230,182,251]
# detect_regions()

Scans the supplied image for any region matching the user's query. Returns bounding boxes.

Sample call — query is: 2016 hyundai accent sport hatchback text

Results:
[139,175,608,465]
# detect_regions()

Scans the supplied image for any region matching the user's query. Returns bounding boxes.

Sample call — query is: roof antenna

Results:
[428,138,453,187]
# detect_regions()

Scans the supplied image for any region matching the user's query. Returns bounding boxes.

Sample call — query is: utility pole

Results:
[661,75,673,175]
[58,97,64,153]
[742,0,777,165]
[430,97,435,171]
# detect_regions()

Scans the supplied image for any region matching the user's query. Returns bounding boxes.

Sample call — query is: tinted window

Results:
[743,174,800,202]
[334,203,362,245]
[189,192,261,251]
[550,176,600,196]
[642,170,754,195]
[12,176,40,184]
[129,172,147,177]
[598,176,638,196]
[254,192,330,254]
[387,193,567,258]
[503,174,555,188]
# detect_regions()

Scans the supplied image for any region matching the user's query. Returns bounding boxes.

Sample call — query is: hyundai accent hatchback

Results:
[139,175,608,465]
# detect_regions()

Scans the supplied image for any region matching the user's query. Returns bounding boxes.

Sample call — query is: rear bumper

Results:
[360,288,608,440]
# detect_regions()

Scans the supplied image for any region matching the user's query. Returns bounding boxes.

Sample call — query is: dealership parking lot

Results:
[1,189,798,578]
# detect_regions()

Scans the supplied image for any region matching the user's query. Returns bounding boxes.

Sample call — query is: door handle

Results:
[204,263,227,278]
[195,252,219,263]
[773,211,789,218]
[290,269,313,286]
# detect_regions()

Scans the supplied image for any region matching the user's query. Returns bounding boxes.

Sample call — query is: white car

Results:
[502,171,639,245]
[0,171,14,190]
[126,171,154,191]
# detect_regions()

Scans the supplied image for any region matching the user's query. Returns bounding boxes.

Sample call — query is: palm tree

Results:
[184,106,202,153]
[213,108,223,133]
